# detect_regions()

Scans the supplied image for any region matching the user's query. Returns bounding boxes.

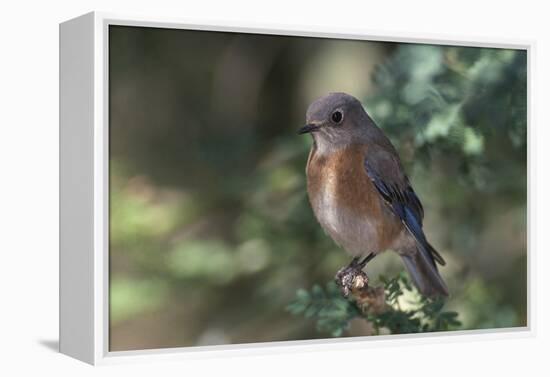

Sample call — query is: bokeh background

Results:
[108,25,527,351]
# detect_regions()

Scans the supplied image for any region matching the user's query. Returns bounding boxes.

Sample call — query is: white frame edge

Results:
[60,12,96,364]
[59,11,535,366]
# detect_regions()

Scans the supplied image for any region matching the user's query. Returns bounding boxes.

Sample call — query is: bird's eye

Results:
[331,110,343,124]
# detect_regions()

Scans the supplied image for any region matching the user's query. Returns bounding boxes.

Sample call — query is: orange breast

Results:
[306,144,402,255]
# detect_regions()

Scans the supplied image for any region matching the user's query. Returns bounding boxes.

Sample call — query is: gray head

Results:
[299,92,375,149]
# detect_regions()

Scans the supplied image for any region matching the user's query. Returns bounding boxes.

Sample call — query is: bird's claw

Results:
[335,259,369,298]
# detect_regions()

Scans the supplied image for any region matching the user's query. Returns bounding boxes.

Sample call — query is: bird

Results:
[299,92,448,298]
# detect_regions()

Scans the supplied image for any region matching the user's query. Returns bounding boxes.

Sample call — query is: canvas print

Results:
[108,25,527,351]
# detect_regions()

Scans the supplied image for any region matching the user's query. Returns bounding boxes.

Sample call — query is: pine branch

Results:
[287,272,461,337]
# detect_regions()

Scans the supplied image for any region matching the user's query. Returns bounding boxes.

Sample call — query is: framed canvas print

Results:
[59,12,532,365]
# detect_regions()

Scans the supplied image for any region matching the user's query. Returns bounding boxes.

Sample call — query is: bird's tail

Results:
[401,244,449,298]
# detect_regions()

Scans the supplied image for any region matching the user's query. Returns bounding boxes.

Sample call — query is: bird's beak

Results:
[298,123,320,135]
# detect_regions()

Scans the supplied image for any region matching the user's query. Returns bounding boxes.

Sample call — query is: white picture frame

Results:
[59,11,534,365]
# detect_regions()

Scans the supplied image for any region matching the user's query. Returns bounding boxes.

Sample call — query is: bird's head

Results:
[299,92,372,149]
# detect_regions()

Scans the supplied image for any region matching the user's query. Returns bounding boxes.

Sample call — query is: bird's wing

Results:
[364,145,445,266]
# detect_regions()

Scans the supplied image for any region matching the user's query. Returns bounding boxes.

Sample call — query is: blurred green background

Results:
[108,26,527,351]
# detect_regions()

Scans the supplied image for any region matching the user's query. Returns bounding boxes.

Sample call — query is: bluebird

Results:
[299,92,448,298]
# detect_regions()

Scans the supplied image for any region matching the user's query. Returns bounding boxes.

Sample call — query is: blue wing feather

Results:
[364,156,445,266]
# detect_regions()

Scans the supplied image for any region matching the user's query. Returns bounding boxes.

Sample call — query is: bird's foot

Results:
[335,257,370,298]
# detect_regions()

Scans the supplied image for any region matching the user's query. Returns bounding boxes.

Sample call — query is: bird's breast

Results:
[306,145,401,256]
